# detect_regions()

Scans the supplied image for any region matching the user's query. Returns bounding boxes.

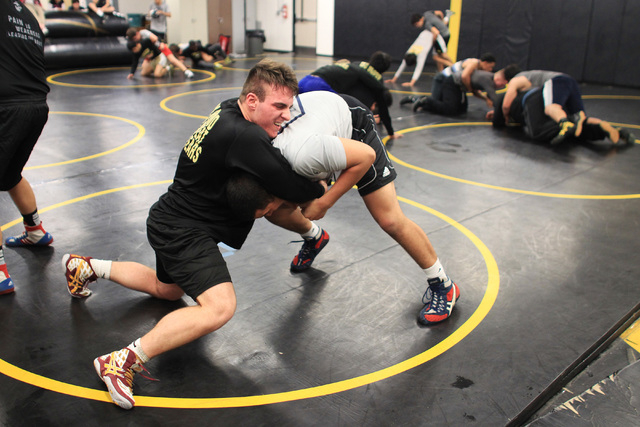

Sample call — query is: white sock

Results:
[89,258,112,279]
[423,258,450,285]
[300,222,321,240]
[127,338,150,364]
[31,211,42,227]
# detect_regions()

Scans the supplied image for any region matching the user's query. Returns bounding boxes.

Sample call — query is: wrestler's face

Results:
[251,84,294,138]
[480,61,495,72]
[254,198,285,218]
[494,72,508,89]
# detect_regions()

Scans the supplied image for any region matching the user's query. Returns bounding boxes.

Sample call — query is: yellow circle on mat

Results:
[47,68,215,89]
[24,112,145,170]
[160,88,242,119]
[0,181,499,408]
[390,122,640,199]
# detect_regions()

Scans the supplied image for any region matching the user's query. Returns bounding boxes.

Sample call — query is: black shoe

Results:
[290,229,330,272]
[413,97,428,112]
[618,128,637,146]
[550,118,576,145]
[399,96,417,106]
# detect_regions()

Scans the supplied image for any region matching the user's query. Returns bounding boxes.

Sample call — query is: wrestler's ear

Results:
[244,92,259,110]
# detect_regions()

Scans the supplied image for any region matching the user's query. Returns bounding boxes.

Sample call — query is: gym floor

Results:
[1,53,639,426]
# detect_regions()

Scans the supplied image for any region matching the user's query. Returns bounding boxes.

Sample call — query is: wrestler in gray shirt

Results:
[471,70,499,104]
[514,70,563,88]
[422,10,450,38]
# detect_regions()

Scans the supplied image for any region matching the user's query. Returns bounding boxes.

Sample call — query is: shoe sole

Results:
[0,277,15,295]
[5,233,54,247]
[94,357,135,410]
[63,255,94,298]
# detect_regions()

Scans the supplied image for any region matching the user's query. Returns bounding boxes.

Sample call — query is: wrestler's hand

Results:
[301,199,329,221]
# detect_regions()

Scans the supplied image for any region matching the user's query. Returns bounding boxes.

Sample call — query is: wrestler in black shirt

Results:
[151,97,324,249]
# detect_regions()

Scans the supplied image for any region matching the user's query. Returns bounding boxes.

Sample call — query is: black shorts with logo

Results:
[340,95,397,196]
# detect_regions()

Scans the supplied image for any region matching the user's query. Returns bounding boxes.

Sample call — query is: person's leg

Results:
[165,53,188,72]
[63,253,185,299]
[109,261,183,299]
[581,117,636,145]
[94,281,235,409]
[140,59,153,76]
[362,183,459,325]
[153,62,167,78]
[266,204,312,234]
[5,177,53,247]
[3,103,52,248]
[543,77,583,144]
[563,77,586,117]
[402,73,445,106]
[361,183,437,268]
[433,54,451,72]
[162,49,193,78]
[580,118,616,142]
[415,78,462,115]
[543,103,568,122]
[431,73,445,100]
[200,52,215,63]
[7,177,36,214]
[206,43,226,61]
[140,281,235,358]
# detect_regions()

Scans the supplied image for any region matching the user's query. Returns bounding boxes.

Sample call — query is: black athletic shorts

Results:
[146,212,232,301]
[340,95,397,197]
[542,75,585,116]
[434,34,450,54]
[0,101,48,191]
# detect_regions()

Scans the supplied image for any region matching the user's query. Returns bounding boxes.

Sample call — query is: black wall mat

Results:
[583,0,625,84]
[333,0,638,87]
[615,0,640,87]
[456,1,483,61]
[528,0,591,81]
[334,0,450,64]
